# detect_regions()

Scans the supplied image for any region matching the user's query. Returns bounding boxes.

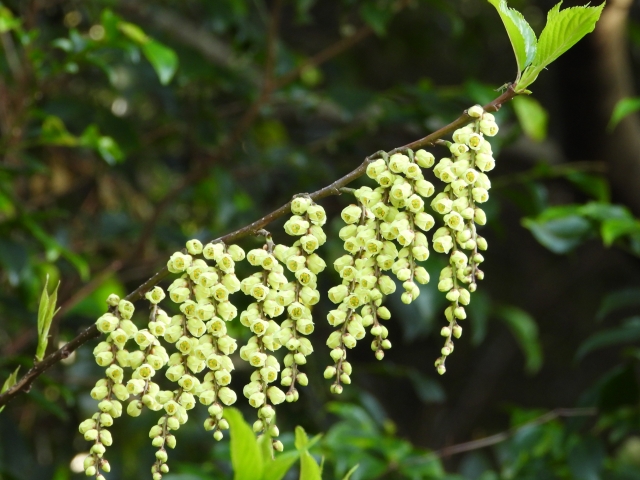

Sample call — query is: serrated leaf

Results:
[487,0,537,74]
[496,305,543,373]
[512,95,548,141]
[518,2,605,90]
[224,408,264,480]
[609,97,640,131]
[142,40,178,85]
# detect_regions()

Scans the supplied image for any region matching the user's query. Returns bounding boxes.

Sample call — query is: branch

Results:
[429,407,596,459]
[128,16,385,260]
[0,89,520,408]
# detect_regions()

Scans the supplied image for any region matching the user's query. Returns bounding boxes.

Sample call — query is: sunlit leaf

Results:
[142,40,178,85]
[512,95,548,141]
[262,451,300,480]
[518,2,605,90]
[224,408,264,480]
[487,0,537,74]
[600,218,640,246]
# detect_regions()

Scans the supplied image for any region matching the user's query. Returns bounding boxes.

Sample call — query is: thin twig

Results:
[0,87,521,408]
[429,407,597,459]
[128,13,386,260]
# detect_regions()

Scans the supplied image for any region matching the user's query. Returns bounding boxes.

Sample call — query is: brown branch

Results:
[398,85,518,152]
[129,15,383,260]
[0,90,521,409]
[429,407,597,459]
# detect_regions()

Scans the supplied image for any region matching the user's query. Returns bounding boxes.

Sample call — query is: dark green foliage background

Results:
[2,0,640,479]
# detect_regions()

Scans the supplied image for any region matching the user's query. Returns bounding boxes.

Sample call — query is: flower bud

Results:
[415,149,435,168]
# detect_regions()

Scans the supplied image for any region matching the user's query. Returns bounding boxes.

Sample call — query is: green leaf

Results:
[518,2,605,90]
[300,451,322,480]
[295,426,309,451]
[80,125,124,165]
[263,451,300,480]
[342,464,360,480]
[512,95,548,141]
[576,317,640,360]
[496,305,543,373]
[142,40,178,85]
[359,3,393,35]
[600,218,640,246]
[609,97,640,130]
[522,214,593,254]
[40,116,78,147]
[596,288,640,321]
[0,366,20,413]
[567,173,610,202]
[487,0,537,74]
[0,7,21,33]
[36,275,60,362]
[224,408,264,480]
[117,21,149,44]
[21,216,89,280]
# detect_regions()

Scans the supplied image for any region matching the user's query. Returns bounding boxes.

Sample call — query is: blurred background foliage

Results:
[2,0,640,478]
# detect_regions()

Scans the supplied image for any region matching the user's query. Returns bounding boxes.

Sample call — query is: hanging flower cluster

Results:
[79,105,498,478]
[430,106,497,374]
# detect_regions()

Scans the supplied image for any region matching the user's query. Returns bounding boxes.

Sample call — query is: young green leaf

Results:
[224,408,265,480]
[608,97,640,131]
[142,40,179,85]
[496,305,543,373]
[300,451,322,480]
[518,2,605,91]
[512,95,548,141]
[294,425,309,451]
[36,275,60,362]
[262,451,300,480]
[0,366,20,413]
[487,0,537,76]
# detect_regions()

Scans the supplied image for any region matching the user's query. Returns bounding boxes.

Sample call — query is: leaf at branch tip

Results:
[512,96,548,141]
[517,1,605,91]
[496,305,543,374]
[36,275,60,363]
[0,366,20,413]
[487,0,537,75]
[608,97,640,131]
